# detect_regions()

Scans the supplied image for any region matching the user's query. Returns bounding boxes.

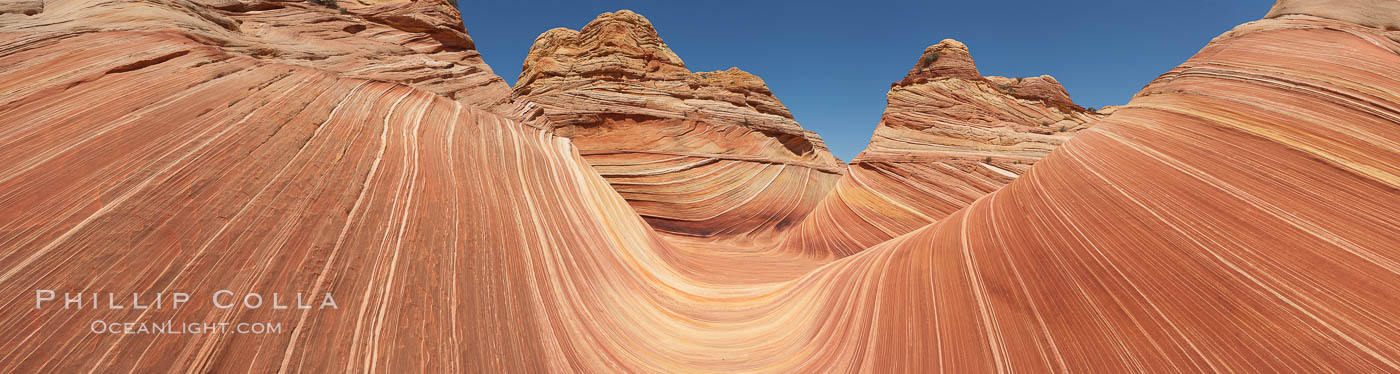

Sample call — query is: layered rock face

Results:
[1266,0,1400,30]
[782,39,1103,256]
[3,0,1400,373]
[510,10,845,242]
[843,13,1400,371]
[0,0,510,109]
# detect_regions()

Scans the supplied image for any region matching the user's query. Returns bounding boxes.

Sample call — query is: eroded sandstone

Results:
[510,10,845,242]
[781,38,1104,256]
[0,1,1398,372]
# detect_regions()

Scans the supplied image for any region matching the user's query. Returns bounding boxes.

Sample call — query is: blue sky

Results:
[463,0,1273,161]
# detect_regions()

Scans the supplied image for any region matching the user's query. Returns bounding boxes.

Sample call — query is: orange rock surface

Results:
[0,0,510,110]
[782,39,1104,256]
[1,1,1399,373]
[509,10,846,243]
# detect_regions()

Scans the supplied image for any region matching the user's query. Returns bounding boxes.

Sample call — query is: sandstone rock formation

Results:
[0,0,510,109]
[861,39,1100,166]
[1266,0,1400,30]
[510,10,846,242]
[2,0,1400,372]
[781,39,1104,256]
[0,0,42,16]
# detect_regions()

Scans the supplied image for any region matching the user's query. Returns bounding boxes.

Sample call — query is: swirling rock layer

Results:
[852,15,1400,371]
[2,1,1400,373]
[510,10,845,242]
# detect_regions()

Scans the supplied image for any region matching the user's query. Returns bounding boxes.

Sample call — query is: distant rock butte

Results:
[781,38,1104,256]
[510,10,845,242]
[864,39,1100,164]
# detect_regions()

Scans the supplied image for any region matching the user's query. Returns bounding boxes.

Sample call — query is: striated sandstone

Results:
[0,0,511,109]
[781,39,1104,256]
[1,0,1399,372]
[863,39,1100,163]
[510,10,845,242]
[0,0,42,15]
[841,13,1400,370]
[1266,0,1400,31]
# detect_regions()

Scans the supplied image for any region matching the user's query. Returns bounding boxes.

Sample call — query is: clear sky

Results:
[463,0,1274,161]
